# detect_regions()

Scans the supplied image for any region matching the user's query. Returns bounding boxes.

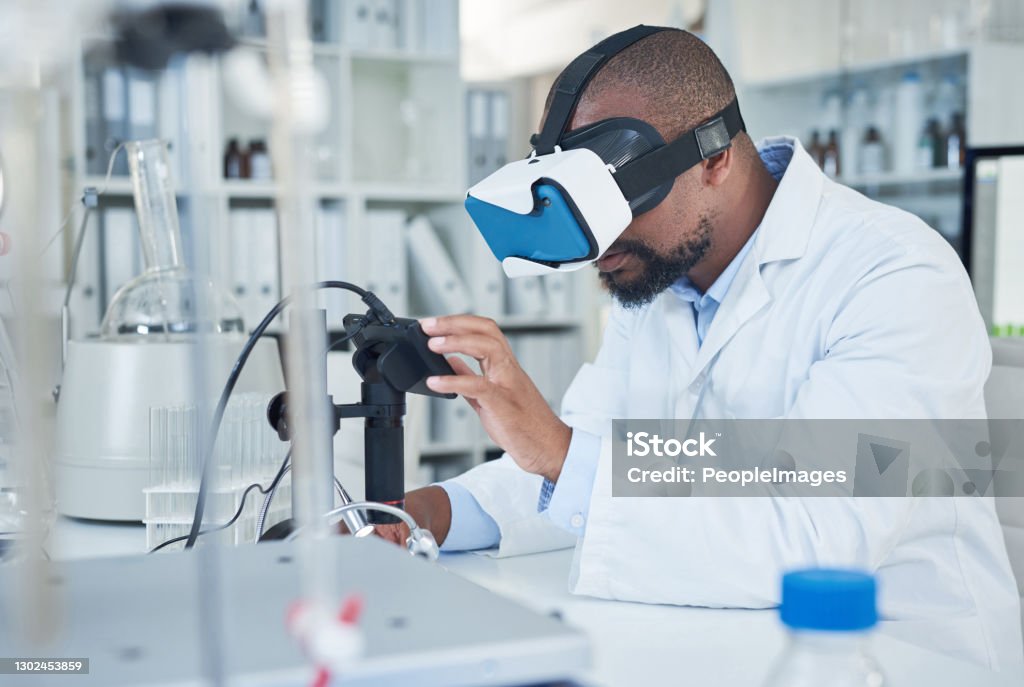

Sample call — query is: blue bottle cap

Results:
[780,569,878,632]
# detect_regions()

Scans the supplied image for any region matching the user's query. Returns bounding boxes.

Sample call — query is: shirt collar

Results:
[670,228,758,307]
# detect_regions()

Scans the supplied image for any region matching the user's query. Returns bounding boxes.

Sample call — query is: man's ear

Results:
[701,147,733,188]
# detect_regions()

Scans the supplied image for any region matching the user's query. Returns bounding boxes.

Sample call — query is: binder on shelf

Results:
[343,0,375,50]
[127,69,158,143]
[542,273,573,319]
[101,67,128,175]
[315,203,348,328]
[429,396,476,445]
[100,207,141,310]
[364,209,408,316]
[399,0,420,53]
[421,0,457,56]
[428,355,478,444]
[158,64,184,181]
[488,91,509,170]
[229,208,253,329]
[406,215,471,316]
[251,208,281,329]
[83,61,106,175]
[467,89,490,185]
[506,276,548,317]
[427,205,504,318]
[372,0,399,51]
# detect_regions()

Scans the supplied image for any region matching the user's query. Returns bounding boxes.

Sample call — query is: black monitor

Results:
[962,146,1024,336]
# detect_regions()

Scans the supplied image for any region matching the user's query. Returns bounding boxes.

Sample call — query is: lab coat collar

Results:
[751,137,824,266]
[680,137,825,393]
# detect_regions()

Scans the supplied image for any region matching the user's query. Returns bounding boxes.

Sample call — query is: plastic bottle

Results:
[893,71,923,174]
[946,112,965,169]
[823,130,841,178]
[223,138,243,179]
[249,139,272,180]
[860,126,885,175]
[933,74,962,125]
[764,569,885,687]
[842,88,870,180]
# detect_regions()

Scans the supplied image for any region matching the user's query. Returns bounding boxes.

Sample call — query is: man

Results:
[379,28,1022,670]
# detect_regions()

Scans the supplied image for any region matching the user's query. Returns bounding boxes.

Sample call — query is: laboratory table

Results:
[42,516,1023,686]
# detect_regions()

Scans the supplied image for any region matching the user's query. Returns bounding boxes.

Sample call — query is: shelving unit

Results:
[62,0,589,485]
[741,41,1024,262]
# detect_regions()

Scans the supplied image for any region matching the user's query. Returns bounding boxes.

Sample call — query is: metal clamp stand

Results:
[333,370,407,526]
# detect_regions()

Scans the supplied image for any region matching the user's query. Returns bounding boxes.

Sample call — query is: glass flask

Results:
[101,140,244,338]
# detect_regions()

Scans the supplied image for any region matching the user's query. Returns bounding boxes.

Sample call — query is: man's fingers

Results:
[426,372,497,400]
[428,333,507,362]
[446,357,483,411]
[420,315,502,338]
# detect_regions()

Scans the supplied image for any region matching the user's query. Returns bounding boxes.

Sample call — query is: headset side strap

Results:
[613,98,746,202]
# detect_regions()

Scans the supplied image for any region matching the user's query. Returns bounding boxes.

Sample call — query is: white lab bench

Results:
[45,516,1021,687]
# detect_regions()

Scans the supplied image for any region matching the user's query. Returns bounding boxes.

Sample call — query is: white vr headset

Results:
[464,25,746,278]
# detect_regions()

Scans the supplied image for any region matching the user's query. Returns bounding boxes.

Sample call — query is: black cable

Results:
[183,281,389,549]
[150,449,292,553]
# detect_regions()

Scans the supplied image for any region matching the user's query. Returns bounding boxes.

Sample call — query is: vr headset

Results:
[464,25,746,278]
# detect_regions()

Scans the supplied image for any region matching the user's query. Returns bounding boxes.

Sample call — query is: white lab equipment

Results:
[764,569,885,687]
[449,138,1023,671]
[54,140,283,521]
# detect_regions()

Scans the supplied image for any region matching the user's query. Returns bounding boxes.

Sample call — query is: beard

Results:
[598,216,713,309]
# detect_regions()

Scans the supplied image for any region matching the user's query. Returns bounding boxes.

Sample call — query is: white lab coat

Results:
[450,139,1023,671]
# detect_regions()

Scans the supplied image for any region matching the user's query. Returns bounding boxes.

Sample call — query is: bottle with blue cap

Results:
[764,569,885,686]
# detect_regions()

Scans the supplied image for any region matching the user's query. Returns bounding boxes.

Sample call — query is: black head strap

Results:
[614,97,746,203]
[533,25,667,155]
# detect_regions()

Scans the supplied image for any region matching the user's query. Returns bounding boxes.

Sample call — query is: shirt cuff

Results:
[537,429,600,537]
[437,480,501,552]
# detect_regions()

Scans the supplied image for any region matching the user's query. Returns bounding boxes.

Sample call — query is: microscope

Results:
[265,311,456,535]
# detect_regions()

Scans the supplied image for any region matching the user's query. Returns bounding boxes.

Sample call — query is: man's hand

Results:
[371,485,452,547]
[421,315,572,482]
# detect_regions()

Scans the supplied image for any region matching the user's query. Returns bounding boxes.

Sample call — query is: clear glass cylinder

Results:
[127,139,184,274]
[100,140,244,339]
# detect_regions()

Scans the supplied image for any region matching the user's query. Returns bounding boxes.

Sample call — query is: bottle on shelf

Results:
[239,142,252,179]
[933,74,963,126]
[842,88,870,181]
[893,71,923,174]
[224,138,243,179]
[763,569,885,687]
[946,112,965,170]
[860,126,885,176]
[916,119,938,170]
[823,130,840,178]
[807,130,825,168]
[249,139,272,180]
